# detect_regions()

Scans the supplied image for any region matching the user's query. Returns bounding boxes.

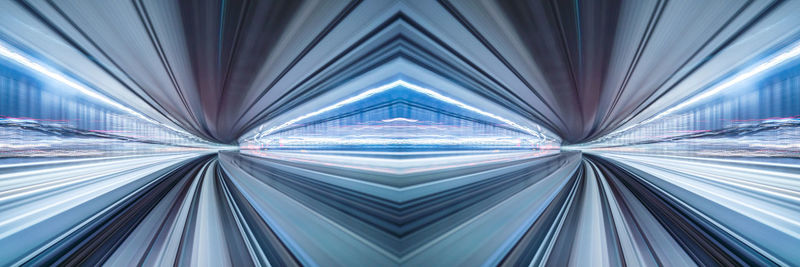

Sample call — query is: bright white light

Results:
[0,41,197,138]
[399,81,546,138]
[263,136,540,146]
[256,80,404,139]
[609,41,800,138]
[382,118,418,123]
[255,80,551,143]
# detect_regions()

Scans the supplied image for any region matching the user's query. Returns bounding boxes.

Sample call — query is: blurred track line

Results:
[1,151,798,266]
[588,153,783,266]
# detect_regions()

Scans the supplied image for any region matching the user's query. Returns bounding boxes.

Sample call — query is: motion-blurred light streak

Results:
[0,41,194,137]
[251,80,555,145]
[1,0,799,266]
[603,40,800,143]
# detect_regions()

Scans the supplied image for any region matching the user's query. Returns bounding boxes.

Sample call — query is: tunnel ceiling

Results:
[2,0,799,144]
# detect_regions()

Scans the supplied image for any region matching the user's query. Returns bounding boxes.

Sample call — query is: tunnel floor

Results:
[2,150,797,266]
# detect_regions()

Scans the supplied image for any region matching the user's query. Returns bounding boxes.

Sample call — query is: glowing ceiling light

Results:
[609,40,800,138]
[256,80,403,139]
[398,81,546,138]
[263,136,546,146]
[255,80,551,142]
[0,41,197,139]
[382,118,419,123]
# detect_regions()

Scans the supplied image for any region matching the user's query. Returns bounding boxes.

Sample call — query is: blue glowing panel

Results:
[241,81,560,151]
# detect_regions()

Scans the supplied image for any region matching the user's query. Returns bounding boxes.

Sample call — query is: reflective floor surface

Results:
[2,0,800,266]
[2,150,799,266]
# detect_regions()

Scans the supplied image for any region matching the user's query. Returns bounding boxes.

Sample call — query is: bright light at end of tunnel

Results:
[254,80,550,143]
[382,118,419,123]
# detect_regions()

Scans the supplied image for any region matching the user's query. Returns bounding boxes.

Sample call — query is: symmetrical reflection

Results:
[1,0,800,266]
[240,81,560,151]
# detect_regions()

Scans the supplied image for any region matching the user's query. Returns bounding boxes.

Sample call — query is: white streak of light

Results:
[0,41,195,138]
[256,80,551,142]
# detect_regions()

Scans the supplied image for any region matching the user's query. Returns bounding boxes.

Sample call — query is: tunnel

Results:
[1,0,800,266]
